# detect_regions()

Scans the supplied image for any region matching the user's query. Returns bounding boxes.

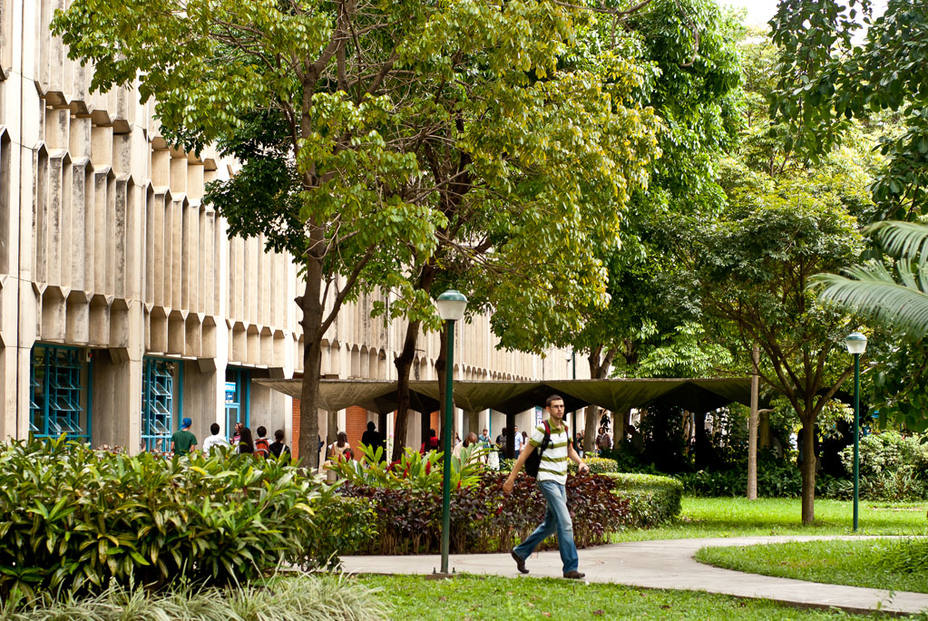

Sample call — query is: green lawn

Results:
[356,574,873,620]
[613,497,928,542]
[695,539,928,594]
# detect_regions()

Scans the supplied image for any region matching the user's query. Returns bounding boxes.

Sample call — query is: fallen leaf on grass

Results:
[592,610,604,616]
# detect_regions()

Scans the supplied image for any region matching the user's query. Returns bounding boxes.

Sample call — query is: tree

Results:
[769,0,928,219]
[537,0,744,449]
[53,1,665,466]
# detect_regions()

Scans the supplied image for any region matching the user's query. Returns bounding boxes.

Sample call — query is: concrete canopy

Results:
[256,377,756,415]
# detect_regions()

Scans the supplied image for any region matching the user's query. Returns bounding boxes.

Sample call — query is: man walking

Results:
[503,394,589,579]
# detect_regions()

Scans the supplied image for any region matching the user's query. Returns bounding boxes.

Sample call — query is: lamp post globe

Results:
[436,289,467,321]
[844,332,868,355]
[436,289,466,575]
[844,331,867,532]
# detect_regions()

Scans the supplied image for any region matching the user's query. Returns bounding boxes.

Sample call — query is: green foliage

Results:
[50,0,663,467]
[2,572,390,620]
[601,472,683,527]
[0,438,335,600]
[549,0,744,383]
[677,461,802,498]
[878,538,928,575]
[568,457,618,474]
[301,496,377,571]
[770,0,928,218]
[327,443,486,490]
[813,220,928,344]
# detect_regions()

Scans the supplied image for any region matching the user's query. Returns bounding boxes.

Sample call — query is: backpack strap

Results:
[538,420,552,455]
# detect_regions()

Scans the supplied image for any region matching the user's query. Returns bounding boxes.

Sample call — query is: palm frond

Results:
[811,268,928,337]
[865,221,928,266]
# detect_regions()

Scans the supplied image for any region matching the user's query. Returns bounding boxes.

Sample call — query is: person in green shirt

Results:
[171,417,198,456]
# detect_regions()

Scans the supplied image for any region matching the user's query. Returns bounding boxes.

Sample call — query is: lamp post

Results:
[844,331,867,532]
[436,289,467,575]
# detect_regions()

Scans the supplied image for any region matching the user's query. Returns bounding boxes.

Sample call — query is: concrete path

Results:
[341,536,928,615]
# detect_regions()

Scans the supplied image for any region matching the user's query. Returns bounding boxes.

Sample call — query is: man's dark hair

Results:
[429,428,436,437]
[274,429,285,441]
[257,426,267,437]
[210,422,220,435]
[546,394,565,407]
[367,421,376,431]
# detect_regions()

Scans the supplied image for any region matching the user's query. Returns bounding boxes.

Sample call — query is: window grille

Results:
[142,358,181,452]
[29,345,89,440]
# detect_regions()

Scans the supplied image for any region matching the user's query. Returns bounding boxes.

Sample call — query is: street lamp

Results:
[844,331,867,532]
[436,289,467,575]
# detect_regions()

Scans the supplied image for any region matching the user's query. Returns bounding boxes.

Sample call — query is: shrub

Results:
[676,455,802,497]
[601,473,683,527]
[0,438,336,599]
[569,457,618,474]
[337,472,631,555]
[1,572,389,620]
[301,495,378,570]
[328,443,486,489]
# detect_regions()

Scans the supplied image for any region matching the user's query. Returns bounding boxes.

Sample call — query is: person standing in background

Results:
[171,417,197,456]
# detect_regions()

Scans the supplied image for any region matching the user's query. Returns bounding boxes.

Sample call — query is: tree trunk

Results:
[392,318,422,461]
[614,406,630,446]
[298,261,324,470]
[583,405,599,453]
[747,344,760,500]
[759,410,771,450]
[800,416,817,525]
[585,348,612,453]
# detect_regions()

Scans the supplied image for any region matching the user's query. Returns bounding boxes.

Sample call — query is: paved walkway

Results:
[341,536,928,615]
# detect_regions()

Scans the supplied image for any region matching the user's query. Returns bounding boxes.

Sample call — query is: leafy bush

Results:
[602,473,683,527]
[337,472,631,555]
[840,432,928,478]
[1,572,389,620]
[302,496,378,570]
[0,438,346,599]
[328,443,486,490]
[569,457,618,474]
[676,455,802,497]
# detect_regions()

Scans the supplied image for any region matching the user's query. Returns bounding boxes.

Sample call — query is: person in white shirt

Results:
[202,422,229,455]
[513,424,524,457]
[504,395,589,580]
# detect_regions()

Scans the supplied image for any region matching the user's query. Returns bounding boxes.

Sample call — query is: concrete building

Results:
[0,1,585,455]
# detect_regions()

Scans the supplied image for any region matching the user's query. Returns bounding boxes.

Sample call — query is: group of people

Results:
[168,417,292,459]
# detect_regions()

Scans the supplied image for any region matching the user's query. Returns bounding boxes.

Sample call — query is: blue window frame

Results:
[29,345,91,441]
[142,358,183,452]
[224,367,250,435]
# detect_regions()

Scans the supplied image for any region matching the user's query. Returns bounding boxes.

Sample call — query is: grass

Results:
[2,572,389,620]
[356,574,876,620]
[612,497,928,542]
[695,538,928,594]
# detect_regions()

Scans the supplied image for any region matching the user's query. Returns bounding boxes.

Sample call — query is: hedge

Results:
[338,472,632,555]
[602,472,683,528]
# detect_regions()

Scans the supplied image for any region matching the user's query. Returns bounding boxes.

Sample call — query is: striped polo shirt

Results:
[529,420,569,485]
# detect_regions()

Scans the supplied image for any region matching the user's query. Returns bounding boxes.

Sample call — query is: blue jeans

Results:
[513,479,578,573]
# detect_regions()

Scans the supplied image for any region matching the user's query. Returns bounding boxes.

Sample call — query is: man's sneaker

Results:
[563,570,585,580]
[511,550,529,574]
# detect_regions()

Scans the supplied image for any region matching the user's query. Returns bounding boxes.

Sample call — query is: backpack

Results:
[524,421,555,478]
[255,437,269,458]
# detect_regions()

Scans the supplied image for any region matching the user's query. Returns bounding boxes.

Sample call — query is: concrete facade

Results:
[0,1,586,453]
